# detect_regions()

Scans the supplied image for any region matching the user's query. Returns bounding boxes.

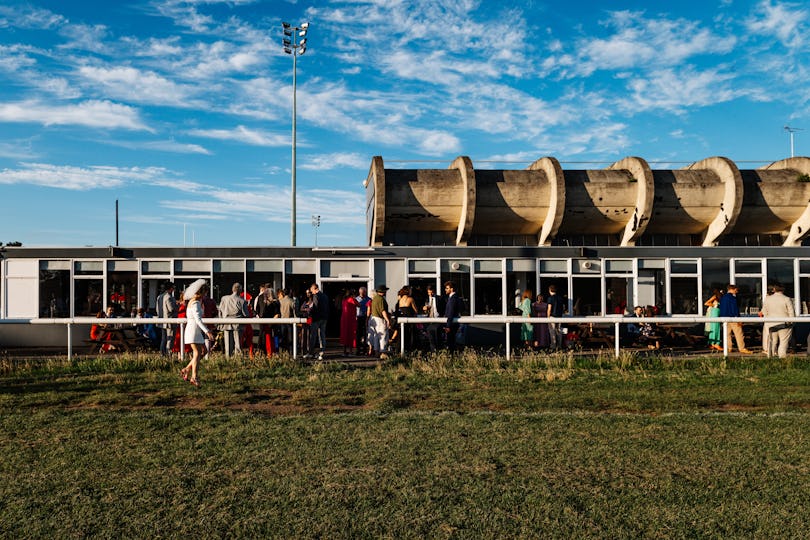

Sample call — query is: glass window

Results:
[474,260,502,274]
[74,261,103,275]
[109,271,139,316]
[175,259,211,275]
[702,259,730,303]
[74,279,103,316]
[474,277,502,315]
[540,278,569,315]
[670,260,698,274]
[800,277,810,314]
[767,259,795,298]
[440,267,470,316]
[735,260,762,274]
[605,259,632,273]
[539,260,568,273]
[409,259,437,274]
[142,260,170,274]
[572,277,601,316]
[800,260,810,275]
[736,277,763,314]
[39,264,70,318]
[605,277,630,314]
[671,277,699,315]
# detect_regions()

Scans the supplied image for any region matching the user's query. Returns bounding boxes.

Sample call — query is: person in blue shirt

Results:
[718,284,752,354]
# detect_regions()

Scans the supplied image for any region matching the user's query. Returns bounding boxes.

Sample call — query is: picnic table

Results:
[86,326,151,353]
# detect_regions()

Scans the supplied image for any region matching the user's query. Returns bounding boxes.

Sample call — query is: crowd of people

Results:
[87,279,804,386]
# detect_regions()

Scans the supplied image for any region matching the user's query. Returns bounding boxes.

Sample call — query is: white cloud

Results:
[78,66,197,106]
[550,11,737,77]
[0,5,66,30]
[0,140,39,160]
[187,125,288,146]
[300,152,367,171]
[0,100,151,131]
[622,67,742,113]
[0,163,168,190]
[102,139,212,155]
[746,0,808,48]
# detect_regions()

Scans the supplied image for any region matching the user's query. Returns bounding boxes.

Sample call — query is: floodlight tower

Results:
[311,214,321,247]
[784,126,803,158]
[283,21,310,246]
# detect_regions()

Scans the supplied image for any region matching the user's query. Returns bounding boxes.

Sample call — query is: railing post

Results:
[722,321,728,357]
[505,321,511,361]
[292,321,298,359]
[615,321,620,359]
[400,320,405,356]
[67,322,72,361]
[180,322,185,360]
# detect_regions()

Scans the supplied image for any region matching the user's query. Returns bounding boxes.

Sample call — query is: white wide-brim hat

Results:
[183,278,207,301]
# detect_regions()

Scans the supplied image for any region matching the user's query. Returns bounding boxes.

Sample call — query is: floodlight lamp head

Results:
[283,28,292,36]
[298,29,307,37]
[300,22,309,30]
[282,22,291,29]
[299,38,306,47]
[283,38,291,46]
[284,47,292,54]
[299,46,306,55]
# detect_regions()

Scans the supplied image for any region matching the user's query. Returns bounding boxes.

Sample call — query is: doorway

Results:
[322,281,369,339]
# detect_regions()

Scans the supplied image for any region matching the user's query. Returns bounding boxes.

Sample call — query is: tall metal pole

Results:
[291,49,297,246]
[790,131,795,158]
[115,199,119,246]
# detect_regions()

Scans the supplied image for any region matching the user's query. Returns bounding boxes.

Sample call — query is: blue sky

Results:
[0,0,808,247]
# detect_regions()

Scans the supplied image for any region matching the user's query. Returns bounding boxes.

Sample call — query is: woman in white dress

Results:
[180,280,213,387]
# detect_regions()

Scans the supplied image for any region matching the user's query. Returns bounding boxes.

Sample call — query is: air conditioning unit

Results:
[451,262,461,271]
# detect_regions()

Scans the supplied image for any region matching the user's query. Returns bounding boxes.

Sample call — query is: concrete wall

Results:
[366,156,810,247]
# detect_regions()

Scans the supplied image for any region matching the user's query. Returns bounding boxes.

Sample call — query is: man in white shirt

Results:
[422,283,440,352]
[762,284,794,358]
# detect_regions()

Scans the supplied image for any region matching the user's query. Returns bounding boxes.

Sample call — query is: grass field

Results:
[1,351,809,538]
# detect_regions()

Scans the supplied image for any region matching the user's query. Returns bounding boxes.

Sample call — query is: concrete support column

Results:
[527,157,565,246]
[688,157,743,246]
[450,156,476,246]
[609,156,654,246]
[760,157,810,246]
[364,156,386,246]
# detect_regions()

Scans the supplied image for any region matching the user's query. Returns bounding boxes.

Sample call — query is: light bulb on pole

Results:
[283,20,310,247]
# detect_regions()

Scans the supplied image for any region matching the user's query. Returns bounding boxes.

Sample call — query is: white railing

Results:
[0,315,806,361]
[396,315,810,360]
[0,317,306,360]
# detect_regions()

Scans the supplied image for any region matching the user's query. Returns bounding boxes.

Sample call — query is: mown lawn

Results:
[1,351,809,538]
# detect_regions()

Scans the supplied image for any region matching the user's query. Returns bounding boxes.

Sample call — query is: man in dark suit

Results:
[443,281,463,353]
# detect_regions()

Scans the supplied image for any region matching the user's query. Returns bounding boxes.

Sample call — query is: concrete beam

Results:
[527,157,565,246]
[687,157,743,246]
[363,156,386,246]
[450,156,476,246]
[760,157,810,246]
[609,157,654,246]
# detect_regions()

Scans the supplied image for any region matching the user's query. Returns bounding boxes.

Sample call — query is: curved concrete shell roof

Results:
[364,156,810,247]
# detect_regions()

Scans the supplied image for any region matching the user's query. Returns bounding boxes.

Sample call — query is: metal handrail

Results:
[1,315,806,361]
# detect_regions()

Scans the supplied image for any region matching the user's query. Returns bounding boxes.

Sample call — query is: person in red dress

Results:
[340,289,359,356]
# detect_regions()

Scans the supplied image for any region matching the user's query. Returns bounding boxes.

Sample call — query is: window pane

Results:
[767,259,795,298]
[39,269,70,317]
[109,271,139,316]
[572,277,601,316]
[800,260,810,275]
[175,259,211,275]
[439,272,470,316]
[474,260,502,274]
[606,260,632,273]
[74,279,104,316]
[670,260,697,274]
[74,261,103,275]
[409,259,436,274]
[605,277,629,314]
[142,261,170,274]
[735,260,762,274]
[800,277,810,314]
[736,277,763,314]
[213,260,244,273]
[474,277,503,314]
[671,277,699,315]
[702,259,729,302]
[539,260,567,273]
